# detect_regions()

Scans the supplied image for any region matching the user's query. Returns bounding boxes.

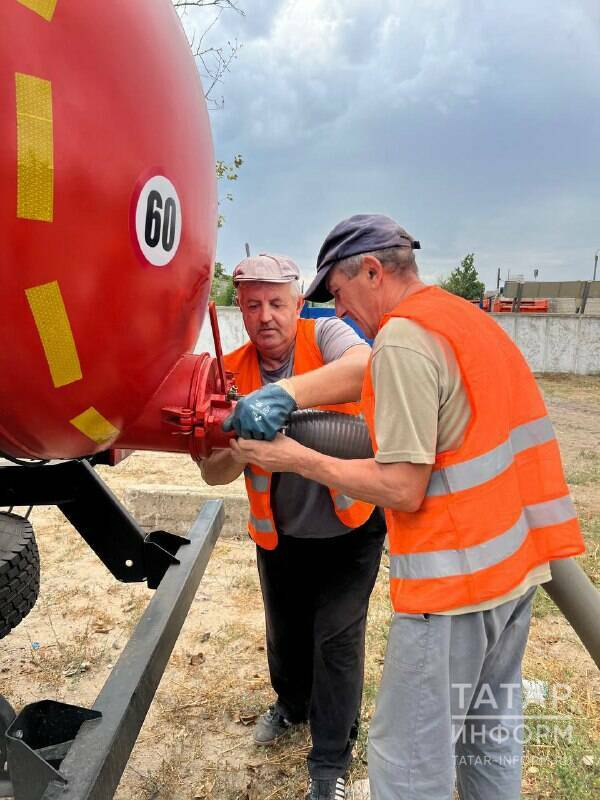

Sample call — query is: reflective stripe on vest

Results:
[244,466,277,543]
[334,493,356,511]
[249,513,275,533]
[244,467,269,493]
[427,415,555,497]
[390,494,575,580]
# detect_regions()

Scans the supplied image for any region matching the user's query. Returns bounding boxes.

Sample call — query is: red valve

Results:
[115,303,239,461]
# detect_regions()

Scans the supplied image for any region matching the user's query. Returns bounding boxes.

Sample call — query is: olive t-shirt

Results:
[371,317,550,614]
[261,317,369,538]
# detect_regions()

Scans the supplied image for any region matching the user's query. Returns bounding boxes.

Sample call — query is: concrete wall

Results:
[551,298,600,315]
[195,307,248,356]
[492,313,600,375]
[196,308,600,375]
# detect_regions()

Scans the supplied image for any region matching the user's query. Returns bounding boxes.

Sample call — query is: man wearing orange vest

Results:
[226,216,585,800]
[200,253,386,800]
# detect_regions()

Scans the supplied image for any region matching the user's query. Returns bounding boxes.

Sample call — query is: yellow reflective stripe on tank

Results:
[16,73,54,221]
[25,281,82,388]
[17,1,58,22]
[17,0,58,22]
[390,495,576,580]
[70,407,119,445]
[244,466,269,493]
[249,513,275,534]
[427,416,556,497]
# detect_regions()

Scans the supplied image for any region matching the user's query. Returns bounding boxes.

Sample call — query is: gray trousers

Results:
[368,587,536,800]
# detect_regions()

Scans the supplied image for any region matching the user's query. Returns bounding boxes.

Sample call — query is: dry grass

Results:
[524,374,600,798]
[566,450,600,487]
[536,374,600,402]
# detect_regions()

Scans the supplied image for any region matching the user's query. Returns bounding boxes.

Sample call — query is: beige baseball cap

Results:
[232,253,300,285]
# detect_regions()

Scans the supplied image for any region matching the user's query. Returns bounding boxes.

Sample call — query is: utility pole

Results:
[594,250,599,281]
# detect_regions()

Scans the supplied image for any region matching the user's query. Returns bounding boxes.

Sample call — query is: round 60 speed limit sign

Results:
[133,175,182,267]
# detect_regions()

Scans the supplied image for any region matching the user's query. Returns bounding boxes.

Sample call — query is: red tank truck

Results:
[0,3,237,797]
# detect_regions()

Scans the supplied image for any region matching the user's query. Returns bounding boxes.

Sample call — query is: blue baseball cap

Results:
[304,214,420,302]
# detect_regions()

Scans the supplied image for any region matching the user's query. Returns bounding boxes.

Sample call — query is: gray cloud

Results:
[179,0,600,286]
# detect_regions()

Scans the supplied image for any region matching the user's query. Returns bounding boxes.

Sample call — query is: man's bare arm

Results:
[199,449,246,486]
[230,435,432,512]
[279,344,369,408]
[297,452,432,512]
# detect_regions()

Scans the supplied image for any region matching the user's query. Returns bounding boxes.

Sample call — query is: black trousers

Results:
[255,511,386,780]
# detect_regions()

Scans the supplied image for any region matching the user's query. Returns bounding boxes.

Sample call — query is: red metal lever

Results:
[209,301,228,395]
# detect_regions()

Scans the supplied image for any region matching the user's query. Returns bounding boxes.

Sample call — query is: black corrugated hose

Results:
[285,410,373,459]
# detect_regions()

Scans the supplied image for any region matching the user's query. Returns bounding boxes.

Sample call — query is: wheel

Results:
[0,513,40,639]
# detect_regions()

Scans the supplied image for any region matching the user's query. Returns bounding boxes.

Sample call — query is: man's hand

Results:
[222,383,297,440]
[231,434,432,512]
[230,433,307,472]
[198,448,246,486]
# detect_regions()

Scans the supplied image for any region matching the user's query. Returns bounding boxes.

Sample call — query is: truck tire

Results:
[0,513,40,639]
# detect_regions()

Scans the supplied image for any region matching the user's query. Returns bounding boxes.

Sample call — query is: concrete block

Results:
[492,312,600,374]
[584,298,600,315]
[515,315,547,372]
[491,313,516,340]
[545,316,579,373]
[195,306,248,356]
[123,484,250,538]
[348,779,370,799]
[551,298,578,314]
[576,317,600,375]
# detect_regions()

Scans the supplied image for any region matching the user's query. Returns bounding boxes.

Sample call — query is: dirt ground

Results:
[1,375,599,799]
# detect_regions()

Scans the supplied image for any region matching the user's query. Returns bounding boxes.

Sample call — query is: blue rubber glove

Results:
[222,383,298,440]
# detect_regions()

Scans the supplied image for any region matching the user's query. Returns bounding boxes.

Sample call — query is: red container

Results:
[0,0,218,459]
[492,299,549,313]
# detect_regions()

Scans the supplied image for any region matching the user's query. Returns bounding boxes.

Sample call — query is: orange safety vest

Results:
[224,318,375,549]
[361,285,584,614]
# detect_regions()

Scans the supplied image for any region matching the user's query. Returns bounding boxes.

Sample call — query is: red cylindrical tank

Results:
[0,0,218,460]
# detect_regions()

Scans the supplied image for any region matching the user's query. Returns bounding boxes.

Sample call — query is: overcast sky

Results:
[179,0,600,289]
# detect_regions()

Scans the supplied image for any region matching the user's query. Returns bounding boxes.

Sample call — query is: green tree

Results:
[210,261,236,305]
[440,253,485,300]
[212,156,243,298]
[211,156,243,302]
[216,154,243,227]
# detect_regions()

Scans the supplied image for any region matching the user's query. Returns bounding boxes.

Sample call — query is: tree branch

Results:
[173,0,244,108]
[174,1,242,11]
